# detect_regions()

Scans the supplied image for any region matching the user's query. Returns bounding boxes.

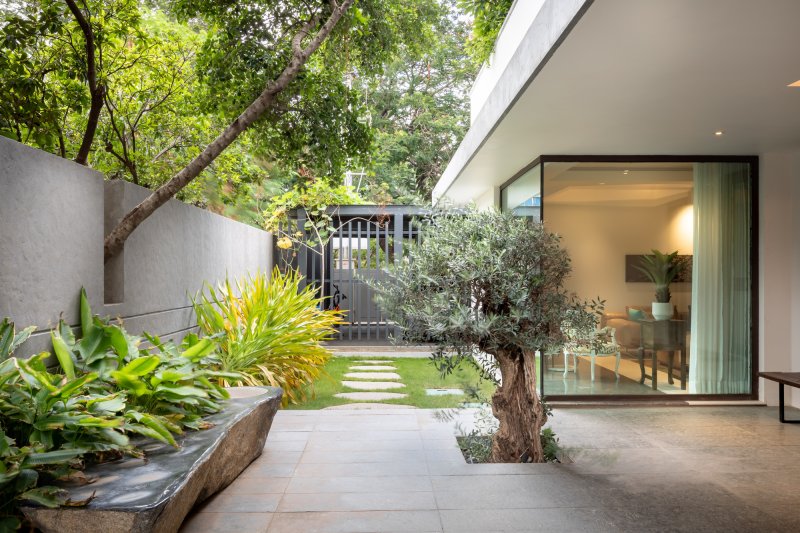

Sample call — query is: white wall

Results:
[544,197,693,315]
[759,152,800,407]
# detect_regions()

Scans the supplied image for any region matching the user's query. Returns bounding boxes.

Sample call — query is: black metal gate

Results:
[275,205,427,341]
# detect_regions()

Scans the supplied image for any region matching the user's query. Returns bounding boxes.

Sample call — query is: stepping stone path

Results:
[344,372,401,380]
[341,381,405,390]
[333,359,411,407]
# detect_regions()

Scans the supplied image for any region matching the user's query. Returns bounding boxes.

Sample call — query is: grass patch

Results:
[285,356,496,410]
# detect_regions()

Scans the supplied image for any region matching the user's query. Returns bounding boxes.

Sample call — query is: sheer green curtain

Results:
[689,163,751,394]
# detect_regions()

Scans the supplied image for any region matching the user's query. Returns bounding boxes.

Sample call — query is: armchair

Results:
[563,326,621,381]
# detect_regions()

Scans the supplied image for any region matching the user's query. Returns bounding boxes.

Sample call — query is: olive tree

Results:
[373,209,584,463]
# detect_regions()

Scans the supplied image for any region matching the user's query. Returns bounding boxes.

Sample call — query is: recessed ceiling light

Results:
[623,170,629,175]
[714,130,724,136]
[599,182,606,185]
[788,80,800,87]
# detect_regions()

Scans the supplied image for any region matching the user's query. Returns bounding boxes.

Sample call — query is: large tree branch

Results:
[103,0,355,262]
[65,0,105,165]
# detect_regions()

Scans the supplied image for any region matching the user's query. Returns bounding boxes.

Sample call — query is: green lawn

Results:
[285,356,496,410]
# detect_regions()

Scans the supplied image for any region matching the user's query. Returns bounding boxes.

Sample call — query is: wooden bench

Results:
[759,372,800,423]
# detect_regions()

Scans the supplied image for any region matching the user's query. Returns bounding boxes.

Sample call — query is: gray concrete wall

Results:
[0,136,272,355]
[0,137,105,352]
[104,180,272,344]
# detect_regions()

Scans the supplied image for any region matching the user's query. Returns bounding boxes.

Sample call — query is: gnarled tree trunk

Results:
[490,347,547,463]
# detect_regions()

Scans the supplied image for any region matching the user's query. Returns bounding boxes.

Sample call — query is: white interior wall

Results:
[544,196,693,314]
[759,152,799,407]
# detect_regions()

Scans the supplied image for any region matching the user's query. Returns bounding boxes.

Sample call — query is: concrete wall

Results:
[0,137,272,355]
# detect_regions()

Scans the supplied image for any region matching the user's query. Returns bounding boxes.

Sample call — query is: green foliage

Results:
[357,0,474,202]
[193,269,343,405]
[372,208,590,357]
[458,0,514,65]
[635,250,687,303]
[0,1,268,216]
[264,179,366,249]
[0,292,231,528]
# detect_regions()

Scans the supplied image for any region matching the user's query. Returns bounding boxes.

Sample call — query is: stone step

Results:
[353,360,395,364]
[348,365,397,371]
[343,372,401,380]
[341,381,405,391]
[334,392,408,401]
[323,403,417,410]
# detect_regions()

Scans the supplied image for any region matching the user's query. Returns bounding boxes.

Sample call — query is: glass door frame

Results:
[499,154,760,402]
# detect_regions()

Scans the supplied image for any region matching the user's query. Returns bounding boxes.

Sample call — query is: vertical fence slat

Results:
[347,219,353,341]
[365,221,372,341]
[356,220,362,341]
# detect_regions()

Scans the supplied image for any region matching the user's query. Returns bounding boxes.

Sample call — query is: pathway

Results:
[181,405,800,532]
[336,359,410,405]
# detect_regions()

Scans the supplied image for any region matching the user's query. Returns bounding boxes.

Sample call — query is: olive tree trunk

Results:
[490,347,547,463]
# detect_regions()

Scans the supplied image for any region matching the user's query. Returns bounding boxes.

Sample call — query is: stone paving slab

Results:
[348,365,397,371]
[344,372,402,380]
[335,392,408,401]
[354,360,395,364]
[182,406,800,533]
[341,380,405,390]
[324,403,417,410]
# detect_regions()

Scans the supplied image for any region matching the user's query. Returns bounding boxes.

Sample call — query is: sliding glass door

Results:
[500,157,756,399]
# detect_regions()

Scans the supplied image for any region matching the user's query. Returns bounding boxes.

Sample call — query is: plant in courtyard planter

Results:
[635,250,688,320]
[193,268,343,405]
[0,291,237,530]
[370,209,596,463]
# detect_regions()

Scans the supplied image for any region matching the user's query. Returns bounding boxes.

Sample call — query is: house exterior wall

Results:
[0,137,272,356]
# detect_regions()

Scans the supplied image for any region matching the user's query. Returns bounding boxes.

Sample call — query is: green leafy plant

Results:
[0,290,235,529]
[51,289,237,444]
[0,319,132,529]
[371,208,595,463]
[635,250,687,303]
[193,268,343,405]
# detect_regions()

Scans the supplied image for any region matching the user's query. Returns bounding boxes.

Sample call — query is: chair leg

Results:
[563,349,568,378]
[615,351,620,380]
[590,351,595,381]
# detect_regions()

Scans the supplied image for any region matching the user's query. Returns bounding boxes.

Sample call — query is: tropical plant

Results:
[0,319,131,529]
[371,208,595,463]
[50,289,237,444]
[0,291,235,529]
[193,269,343,405]
[635,249,687,303]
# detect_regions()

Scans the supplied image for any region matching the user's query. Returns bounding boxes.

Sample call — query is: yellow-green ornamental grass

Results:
[193,268,343,406]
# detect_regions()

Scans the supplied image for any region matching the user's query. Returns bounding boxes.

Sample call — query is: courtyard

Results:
[182,405,800,533]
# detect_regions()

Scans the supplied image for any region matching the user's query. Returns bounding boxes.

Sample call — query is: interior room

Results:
[502,160,753,397]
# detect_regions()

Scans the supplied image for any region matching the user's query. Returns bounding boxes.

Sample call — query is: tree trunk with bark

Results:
[489,347,547,463]
[103,0,355,262]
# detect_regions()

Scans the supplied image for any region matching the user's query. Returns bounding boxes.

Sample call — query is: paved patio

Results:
[181,405,800,532]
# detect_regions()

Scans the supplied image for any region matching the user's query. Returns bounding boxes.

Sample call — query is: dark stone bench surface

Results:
[23,386,282,533]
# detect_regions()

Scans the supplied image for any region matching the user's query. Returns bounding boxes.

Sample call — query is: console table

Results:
[637,319,686,390]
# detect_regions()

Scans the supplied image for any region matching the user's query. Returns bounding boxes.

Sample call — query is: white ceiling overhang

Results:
[434,0,800,205]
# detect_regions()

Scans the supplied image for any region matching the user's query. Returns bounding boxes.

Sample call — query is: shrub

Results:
[0,290,232,529]
[372,209,593,462]
[193,268,343,405]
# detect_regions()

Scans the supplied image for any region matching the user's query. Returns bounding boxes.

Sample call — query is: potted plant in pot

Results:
[635,249,687,320]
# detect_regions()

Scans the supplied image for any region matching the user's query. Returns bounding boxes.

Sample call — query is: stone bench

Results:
[23,386,282,533]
